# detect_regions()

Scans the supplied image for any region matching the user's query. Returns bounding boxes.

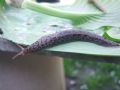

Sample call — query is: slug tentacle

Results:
[12,51,25,59]
[13,29,120,59]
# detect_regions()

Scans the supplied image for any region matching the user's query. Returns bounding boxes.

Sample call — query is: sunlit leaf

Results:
[1,0,120,57]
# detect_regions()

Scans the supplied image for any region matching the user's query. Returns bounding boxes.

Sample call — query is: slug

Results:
[12,29,119,59]
[88,0,106,13]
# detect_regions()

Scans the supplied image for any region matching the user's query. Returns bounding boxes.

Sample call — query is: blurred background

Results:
[64,59,120,90]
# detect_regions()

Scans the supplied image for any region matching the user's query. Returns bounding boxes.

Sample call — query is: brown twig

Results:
[89,0,106,13]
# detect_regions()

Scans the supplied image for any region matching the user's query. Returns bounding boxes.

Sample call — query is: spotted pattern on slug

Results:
[13,29,120,59]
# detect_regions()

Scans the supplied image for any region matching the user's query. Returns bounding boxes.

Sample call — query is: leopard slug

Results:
[12,29,119,59]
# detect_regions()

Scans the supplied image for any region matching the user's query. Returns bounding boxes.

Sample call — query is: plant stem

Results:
[22,0,102,21]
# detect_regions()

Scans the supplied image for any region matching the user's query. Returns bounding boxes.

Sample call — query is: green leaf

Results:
[48,42,120,56]
[22,0,120,29]
[0,6,73,45]
[76,0,120,29]
[22,0,103,25]
[1,0,120,58]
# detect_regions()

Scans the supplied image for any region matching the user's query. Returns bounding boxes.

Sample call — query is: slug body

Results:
[13,29,119,59]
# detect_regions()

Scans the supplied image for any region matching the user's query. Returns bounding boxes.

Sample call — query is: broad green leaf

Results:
[0,7,73,45]
[22,0,120,29]
[22,0,103,25]
[48,42,120,57]
[1,0,120,57]
[73,0,120,29]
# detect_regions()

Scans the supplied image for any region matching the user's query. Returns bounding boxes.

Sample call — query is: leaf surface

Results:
[1,0,120,57]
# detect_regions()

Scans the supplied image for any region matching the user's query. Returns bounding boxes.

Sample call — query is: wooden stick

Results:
[89,0,106,13]
[0,54,66,90]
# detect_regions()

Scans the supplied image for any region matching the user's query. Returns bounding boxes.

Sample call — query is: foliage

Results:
[64,59,120,90]
[64,59,75,76]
